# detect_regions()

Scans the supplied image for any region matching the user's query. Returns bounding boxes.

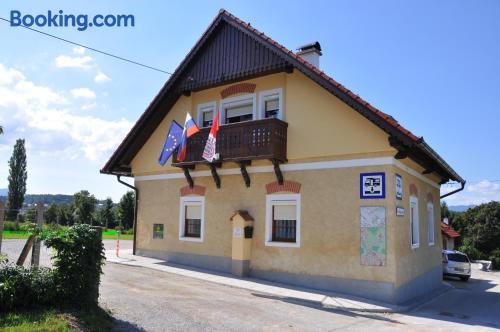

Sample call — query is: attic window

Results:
[197,102,216,128]
[259,89,283,120]
[221,94,256,124]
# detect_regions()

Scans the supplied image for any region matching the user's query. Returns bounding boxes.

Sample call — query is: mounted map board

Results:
[360,206,386,266]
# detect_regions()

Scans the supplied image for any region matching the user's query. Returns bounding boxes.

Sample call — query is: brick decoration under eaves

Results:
[220,83,256,99]
[180,185,206,196]
[266,180,301,194]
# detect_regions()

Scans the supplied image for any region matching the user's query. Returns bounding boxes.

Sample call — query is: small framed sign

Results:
[233,227,242,238]
[395,174,403,200]
[396,207,405,217]
[360,172,386,199]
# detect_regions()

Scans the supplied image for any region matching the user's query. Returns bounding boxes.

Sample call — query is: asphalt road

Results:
[0,239,132,266]
[100,262,500,332]
[2,240,499,331]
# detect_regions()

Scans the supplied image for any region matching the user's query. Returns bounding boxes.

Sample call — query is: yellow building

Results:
[102,10,464,304]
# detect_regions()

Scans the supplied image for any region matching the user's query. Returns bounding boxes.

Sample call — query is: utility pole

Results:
[30,202,44,267]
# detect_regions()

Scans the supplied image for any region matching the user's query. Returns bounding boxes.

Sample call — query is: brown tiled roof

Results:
[441,222,460,238]
[221,10,420,142]
[101,9,464,185]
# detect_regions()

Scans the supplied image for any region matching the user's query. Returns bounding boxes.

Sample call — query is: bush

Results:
[2,221,21,231]
[0,224,104,312]
[457,238,486,260]
[489,249,500,270]
[43,224,105,308]
[0,263,56,311]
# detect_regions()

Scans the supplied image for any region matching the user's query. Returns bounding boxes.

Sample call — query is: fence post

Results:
[30,202,44,267]
[0,201,4,254]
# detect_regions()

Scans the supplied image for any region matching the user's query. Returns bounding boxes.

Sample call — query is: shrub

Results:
[0,263,56,311]
[457,238,486,260]
[0,224,104,312]
[43,224,105,308]
[489,249,500,270]
[2,221,21,231]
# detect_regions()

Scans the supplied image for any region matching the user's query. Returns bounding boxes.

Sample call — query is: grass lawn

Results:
[0,306,114,332]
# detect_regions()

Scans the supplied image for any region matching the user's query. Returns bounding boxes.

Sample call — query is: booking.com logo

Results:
[10,10,135,31]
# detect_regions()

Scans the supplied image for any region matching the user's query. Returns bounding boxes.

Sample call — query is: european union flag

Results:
[158,120,183,165]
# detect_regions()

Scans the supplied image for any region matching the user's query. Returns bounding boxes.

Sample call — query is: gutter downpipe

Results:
[440,181,466,199]
[116,175,138,255]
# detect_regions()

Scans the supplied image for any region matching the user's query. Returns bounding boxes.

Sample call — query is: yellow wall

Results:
[131,71,395,176]
[390,165,442,287]
[130,69,442,288]
[135,165,399,284]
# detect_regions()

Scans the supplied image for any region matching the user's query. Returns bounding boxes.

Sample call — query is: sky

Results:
[0,0,499,204]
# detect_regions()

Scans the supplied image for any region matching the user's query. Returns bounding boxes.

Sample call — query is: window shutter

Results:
[265,98,279,111]
[273,204,296,220]
[226,103,253,118]
[186,205,201,219]
[203,111,214,122]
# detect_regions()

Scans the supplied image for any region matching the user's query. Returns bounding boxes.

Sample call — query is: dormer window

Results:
[259,89,283,120]
[197,102,216,128]
[221,94,256,124]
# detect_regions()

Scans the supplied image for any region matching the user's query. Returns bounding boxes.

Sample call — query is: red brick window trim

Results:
[266,180,301,194]
[180,185,206,197]
[220,83,256,99]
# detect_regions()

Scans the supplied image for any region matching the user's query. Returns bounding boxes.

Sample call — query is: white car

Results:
[442,250,471,281]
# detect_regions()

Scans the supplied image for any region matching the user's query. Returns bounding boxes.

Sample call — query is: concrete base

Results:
[250,265,444,305]
[231,259,250,277]
[135,249,442,304]
[136,249,231,273]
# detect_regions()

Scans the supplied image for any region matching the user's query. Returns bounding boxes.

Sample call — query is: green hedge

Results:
[0,224,105,311]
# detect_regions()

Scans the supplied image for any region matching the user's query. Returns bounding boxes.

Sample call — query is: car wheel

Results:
[460,276,470,282]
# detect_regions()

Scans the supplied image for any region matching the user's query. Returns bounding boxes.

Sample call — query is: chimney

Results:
[297,41,322,68]
[443,217,449,225]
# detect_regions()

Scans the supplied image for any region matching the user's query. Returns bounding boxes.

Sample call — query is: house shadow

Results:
[403,275,500,329]
[111,318,147,332]
[250,292,404,325]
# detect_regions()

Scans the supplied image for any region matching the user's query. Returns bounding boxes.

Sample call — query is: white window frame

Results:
[427,202,435,246]
[197,101,217,128]
[265,194,301,248]
[259,88,283,120]
[179,196,205,242]
[220,93,256,124]
[409,196,419,249]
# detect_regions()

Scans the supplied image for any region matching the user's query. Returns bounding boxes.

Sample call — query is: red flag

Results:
[202,110,219,162]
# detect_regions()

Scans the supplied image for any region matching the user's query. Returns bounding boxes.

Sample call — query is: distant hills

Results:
[449,205,475,212]
[0,189,74,205]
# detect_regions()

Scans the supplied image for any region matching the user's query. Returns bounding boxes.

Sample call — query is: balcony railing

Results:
[172,118,288,167]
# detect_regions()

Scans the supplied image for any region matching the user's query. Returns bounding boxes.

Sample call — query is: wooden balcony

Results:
[172,118,288,167]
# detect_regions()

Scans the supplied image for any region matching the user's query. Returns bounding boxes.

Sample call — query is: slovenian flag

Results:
[177,113,200,162]
[202,110,220,162]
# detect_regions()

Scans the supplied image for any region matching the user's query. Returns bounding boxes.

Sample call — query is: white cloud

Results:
[94,71,111,84]
[0,63,133,162]
[442,180,500,206]
[81,102,97,110]
[70,88,96,99]
[73,46,86,55]
[55,55,93,69]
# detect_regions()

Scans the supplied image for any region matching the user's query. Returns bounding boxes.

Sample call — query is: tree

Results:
[73,190,97,224]
[0,125,3,135]
[456,201,500,254]
[44,204,58,224]
[97,198,116,229]
[441,201,451,220]
[6,139,27,220]
[24,206,37,223]
[57,203,74,225]
[117,191,135,229]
